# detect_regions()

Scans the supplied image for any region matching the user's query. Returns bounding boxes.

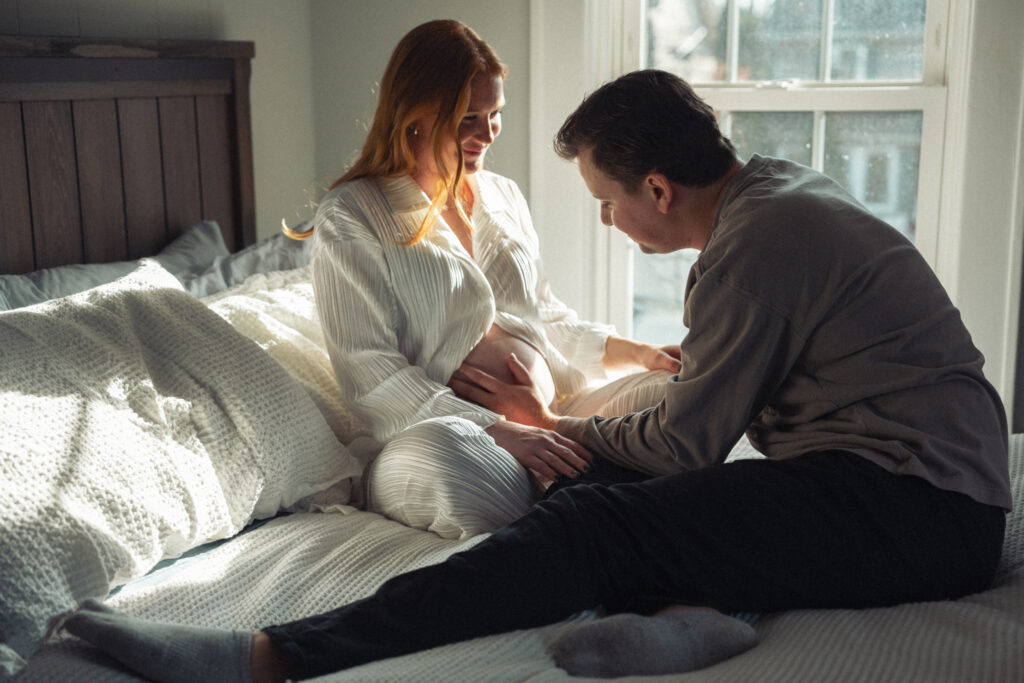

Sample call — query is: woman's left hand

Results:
[604,336,681,374]
[449,353,557,430]
[640,343,682,372]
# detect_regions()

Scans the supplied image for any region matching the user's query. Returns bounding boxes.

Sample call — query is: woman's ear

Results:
[645,173,674,213]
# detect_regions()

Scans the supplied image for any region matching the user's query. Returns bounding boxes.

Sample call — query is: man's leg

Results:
[263,450,1004,679]
[66,451,1004,681]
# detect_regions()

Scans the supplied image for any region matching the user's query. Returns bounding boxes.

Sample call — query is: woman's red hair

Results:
[288,20,506,244]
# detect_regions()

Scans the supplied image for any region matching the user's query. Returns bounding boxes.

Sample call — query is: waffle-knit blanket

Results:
[0,261,359,678]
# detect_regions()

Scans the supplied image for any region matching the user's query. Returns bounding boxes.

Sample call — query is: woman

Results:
[307,19,678,538]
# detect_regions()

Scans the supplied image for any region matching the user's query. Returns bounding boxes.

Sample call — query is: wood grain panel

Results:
[158,96,202,241]
[23,100,81,269]
[118,97,166,258]
[196,94,235,251]
[73,98,127,263]
[0,102,34,273]
[1,36,257,273]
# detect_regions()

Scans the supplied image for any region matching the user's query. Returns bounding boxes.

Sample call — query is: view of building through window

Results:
[633,0,929,344]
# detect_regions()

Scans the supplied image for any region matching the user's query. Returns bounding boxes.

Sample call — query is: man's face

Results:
[577,147,671,254]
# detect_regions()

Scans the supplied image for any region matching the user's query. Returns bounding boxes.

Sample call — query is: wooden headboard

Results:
[0,35,256,275]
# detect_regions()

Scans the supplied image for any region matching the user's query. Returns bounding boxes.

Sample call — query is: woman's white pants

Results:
[366,370,672,539]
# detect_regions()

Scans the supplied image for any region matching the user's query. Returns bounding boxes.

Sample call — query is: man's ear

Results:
[645,173,673,213]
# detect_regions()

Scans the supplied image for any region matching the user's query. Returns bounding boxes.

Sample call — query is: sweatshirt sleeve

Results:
[312,199,499,444]
[559,273,795,475]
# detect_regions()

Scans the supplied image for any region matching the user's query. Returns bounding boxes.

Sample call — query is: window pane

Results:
[646,0,928,84]
[831,0,927,80]
[823,111,922,240]
[646,0,727,82]
[632,247,698,345]
[739,0,822,81]
[730,111,814,166]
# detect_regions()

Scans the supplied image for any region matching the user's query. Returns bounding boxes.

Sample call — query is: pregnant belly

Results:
[462,324,556,409]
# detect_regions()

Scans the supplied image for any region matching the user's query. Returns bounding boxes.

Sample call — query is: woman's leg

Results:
[559,369,672,418]
[365,416,535,539]
[262,451,1005,679]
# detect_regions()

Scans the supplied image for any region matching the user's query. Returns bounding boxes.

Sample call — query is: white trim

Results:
[527,0,614,323]
[1002,81,1024,421]
[695,84,945,110]
[934,0,974,301]
[921,0,950,85]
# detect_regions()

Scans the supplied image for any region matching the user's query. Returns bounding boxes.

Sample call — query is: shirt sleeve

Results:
[312,200,499,444]
[506,179,615,383]
[559,273,796,475]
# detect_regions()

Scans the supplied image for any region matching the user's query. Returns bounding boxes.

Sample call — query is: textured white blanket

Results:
[0,262,360,678]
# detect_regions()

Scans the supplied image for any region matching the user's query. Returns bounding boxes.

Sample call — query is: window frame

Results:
[609,0,950,340]
[528,0,1024,413]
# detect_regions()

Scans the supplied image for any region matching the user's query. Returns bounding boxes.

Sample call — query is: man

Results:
[65,70,1009,682]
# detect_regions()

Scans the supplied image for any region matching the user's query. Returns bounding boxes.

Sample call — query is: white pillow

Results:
[203,265,373,449]
[0,261,361,677]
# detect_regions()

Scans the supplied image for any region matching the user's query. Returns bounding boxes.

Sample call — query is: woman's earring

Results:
[411,127,419,136]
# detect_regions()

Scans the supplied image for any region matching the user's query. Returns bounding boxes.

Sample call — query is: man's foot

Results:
[549,608,757,678]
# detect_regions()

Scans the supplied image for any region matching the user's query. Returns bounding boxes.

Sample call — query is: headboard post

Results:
[233,56,257,248]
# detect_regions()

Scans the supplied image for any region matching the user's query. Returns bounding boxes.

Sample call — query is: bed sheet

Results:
[22,431,1024,683]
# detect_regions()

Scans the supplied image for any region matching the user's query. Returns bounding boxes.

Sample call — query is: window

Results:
[625,0,948,344]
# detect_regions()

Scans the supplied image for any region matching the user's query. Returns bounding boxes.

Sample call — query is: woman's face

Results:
[412,72,504,179]
[458,72,504,174]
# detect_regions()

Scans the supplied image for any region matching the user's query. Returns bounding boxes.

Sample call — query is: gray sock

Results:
[549,609,757,678]
[63,599,253,683]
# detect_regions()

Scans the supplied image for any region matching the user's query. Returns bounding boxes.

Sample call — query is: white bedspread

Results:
[0,262,360,677]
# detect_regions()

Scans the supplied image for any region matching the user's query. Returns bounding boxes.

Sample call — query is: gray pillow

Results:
[0,221,229,311]
[180,222,313,298]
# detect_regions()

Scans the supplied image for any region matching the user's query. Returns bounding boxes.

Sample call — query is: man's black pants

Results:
[264,450,1006,680]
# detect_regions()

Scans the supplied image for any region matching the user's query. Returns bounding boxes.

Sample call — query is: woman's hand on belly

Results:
[450,355,593,483]
[450,353,558,430]
[460,324,557,409]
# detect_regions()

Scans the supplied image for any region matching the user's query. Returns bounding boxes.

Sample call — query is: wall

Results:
[941,0,1024,422]
[0,0,318,240]
[307,0,531,202]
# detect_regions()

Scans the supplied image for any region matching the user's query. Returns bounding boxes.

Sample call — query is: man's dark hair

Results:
[554,69,737,191]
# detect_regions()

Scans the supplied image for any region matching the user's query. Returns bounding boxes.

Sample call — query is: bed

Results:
[2,34,1023,683]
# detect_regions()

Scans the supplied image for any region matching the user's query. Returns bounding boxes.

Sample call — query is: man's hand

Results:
[450,353,593,481]
[450,353,559,430]
[484,419,592,482]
